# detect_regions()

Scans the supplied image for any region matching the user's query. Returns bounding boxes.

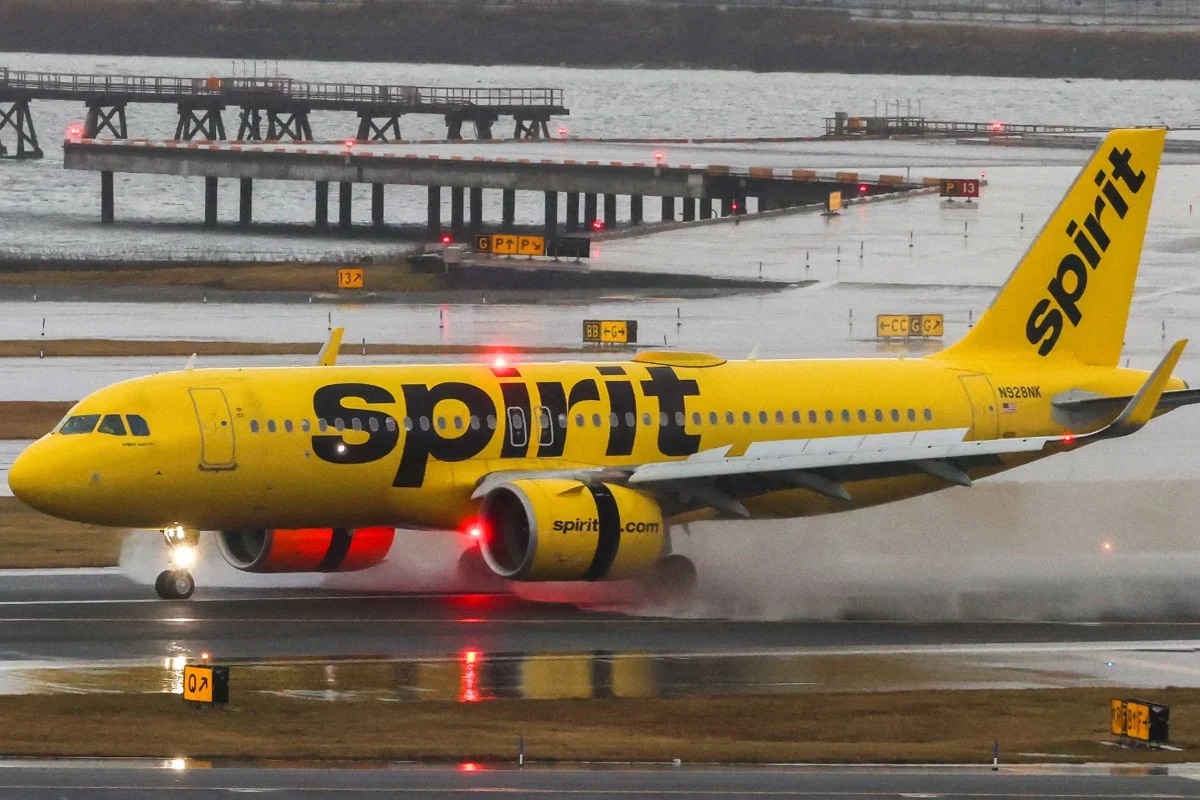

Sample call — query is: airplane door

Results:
[958,374,999,440]
[506,406,528,449]
[190,387,237,470]
[534,405,554,449]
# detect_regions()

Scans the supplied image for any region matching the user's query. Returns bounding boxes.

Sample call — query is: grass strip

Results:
[0,497,124,568]
[0,688,1191,763]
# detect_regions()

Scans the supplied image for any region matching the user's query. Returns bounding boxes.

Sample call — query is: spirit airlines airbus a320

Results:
[9,129,1199,600]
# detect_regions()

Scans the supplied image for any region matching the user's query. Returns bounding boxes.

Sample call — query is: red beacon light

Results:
[65,122,85,141]
[557,125,570,137]
[591,219,604,231]
[990,120,1004,133]
[858,183,869,194]
[441,234,452,244]
[653,150,666,163]
[343,137,356,150]
[492,355,508,369]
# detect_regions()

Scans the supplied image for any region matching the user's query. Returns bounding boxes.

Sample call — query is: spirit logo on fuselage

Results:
[311,365,700,487]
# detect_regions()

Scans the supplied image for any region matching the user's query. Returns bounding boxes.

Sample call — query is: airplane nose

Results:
[9,442,57,513]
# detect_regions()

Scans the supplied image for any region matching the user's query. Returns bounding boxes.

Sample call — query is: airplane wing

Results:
[472,341,1188,519]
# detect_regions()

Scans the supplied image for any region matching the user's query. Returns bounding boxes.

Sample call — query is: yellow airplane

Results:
[9,129,1197,601]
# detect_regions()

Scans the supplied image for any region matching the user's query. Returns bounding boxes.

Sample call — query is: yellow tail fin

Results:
[937,128,1165,366]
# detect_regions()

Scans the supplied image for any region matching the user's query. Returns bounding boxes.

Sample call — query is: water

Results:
[5,51,1200,259]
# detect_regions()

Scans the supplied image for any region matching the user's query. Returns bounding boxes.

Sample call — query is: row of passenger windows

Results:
[246,407,936,434]
[59,413,151,436]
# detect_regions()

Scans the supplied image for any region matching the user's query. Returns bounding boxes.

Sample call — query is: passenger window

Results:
[454,416,463,430]
[350,418,363,432]
[470,416,480,431]
[368,418,379,432]
[127,414,150,436]
[924,408,933,421]
[709,412,719,425]
[98,414,126,436]
[267,420,277,433]
[301,419,312,432]
[659,412,669,427]
[890,409,900,423]
[436,417,446,431]
[419,417,430,432]
[593,413,603,427]
[809,410,818,424]
[907,408,916,422]
[250,420,260,433]
[874,409,883,422]
[791,410,800,424]
[675,412,686,427]
[486,415,497,430]
[725,411,735,425]
[60,414,101,434]
[625,412,636,428]
[576,413,586,428]
[385,417,396,432]
[318,419,329,432]
[284,419,294,433]
[610,413,619,428]
[742,411,751,424]
[642,412,652,426]
[841,410,851,423]
[825,410,834,423]
[335,418,346,432]
[404,417,415,431]
[759,411,769,425]
[692,412,702,426]
[857,410,866,423]
[558,413,568,428]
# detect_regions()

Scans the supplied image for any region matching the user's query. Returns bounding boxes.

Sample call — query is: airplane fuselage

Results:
[17,350,1169,533]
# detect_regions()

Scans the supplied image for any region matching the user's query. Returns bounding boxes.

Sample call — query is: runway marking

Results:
[0,787,1186,797]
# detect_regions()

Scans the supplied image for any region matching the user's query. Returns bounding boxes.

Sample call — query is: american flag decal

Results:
[1001,402,1017,414]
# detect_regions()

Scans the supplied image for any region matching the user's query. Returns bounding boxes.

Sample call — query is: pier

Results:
[62,139,926,238]
[0,68,568,159]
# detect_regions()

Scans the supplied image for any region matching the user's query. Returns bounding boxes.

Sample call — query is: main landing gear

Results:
[156,526,198,600]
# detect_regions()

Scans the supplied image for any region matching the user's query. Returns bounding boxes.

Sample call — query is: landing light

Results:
[336,443,347,455]
[171,544,196,569]
[459,762,481,772]
[169,758,187,771]
[1102,541,1114,554]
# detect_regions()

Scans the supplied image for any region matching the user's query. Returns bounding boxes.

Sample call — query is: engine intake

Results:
[478,479,665,581]
[217,527,394,573]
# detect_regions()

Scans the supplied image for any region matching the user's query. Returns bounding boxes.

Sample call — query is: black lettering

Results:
[1046,254,1088,326]
[603,375,637,457]
[392,382,494,488]
[1067,220,1102,268]
[640,366,701,457]
[1101,180,1129,219]
[1083,195,1111,254]
[1108,146,1146,194]
[312,383,399,465]
[1026,299,1064,357]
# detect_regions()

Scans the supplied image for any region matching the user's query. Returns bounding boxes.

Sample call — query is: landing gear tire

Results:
[155,569,195,600]
[646,553,697,606]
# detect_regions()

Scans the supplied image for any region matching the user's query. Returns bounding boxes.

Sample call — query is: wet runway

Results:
[0,761,1198,799]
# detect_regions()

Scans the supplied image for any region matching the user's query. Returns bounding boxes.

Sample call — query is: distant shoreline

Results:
[2,1,1200,80]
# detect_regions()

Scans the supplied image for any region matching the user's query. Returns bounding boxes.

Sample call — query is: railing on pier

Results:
[824,115,1126,137]
[0,68,565,110]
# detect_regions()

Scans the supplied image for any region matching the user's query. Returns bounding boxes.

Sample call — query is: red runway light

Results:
[591,219,604,231]
[858,184,869,194]
[653,150,665,162]
[343,138,356,149]
[441,234,452,244]
[459,762,481,772]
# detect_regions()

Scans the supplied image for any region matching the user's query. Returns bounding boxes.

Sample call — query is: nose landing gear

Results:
[156,526,199,600]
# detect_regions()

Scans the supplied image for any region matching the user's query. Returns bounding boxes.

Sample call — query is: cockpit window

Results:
[127,415,150,436]
[97,414,127,436]
[60,414,100,434]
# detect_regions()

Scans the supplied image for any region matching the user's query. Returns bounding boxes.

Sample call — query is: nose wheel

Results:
[158,526,200,600]
[155,569,195,600]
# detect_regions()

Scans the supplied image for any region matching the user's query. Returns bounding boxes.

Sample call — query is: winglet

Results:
[1107,338,1187,436]
[185,353,197,371]
[317,327,344,367]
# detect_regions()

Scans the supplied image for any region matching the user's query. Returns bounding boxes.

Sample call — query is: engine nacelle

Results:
[478,479,665,581]
[217,527,394,573]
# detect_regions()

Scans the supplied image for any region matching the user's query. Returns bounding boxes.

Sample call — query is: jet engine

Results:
[217,527,395,573]
[478,479,665,581]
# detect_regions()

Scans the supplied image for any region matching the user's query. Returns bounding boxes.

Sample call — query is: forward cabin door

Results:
[190,387,237,470]
[958,374,999,440]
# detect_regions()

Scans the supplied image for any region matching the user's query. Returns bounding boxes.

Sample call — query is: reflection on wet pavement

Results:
[8,643,1200,700]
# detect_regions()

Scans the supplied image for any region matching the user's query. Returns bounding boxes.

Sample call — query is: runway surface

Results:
[0,761,1198,799]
